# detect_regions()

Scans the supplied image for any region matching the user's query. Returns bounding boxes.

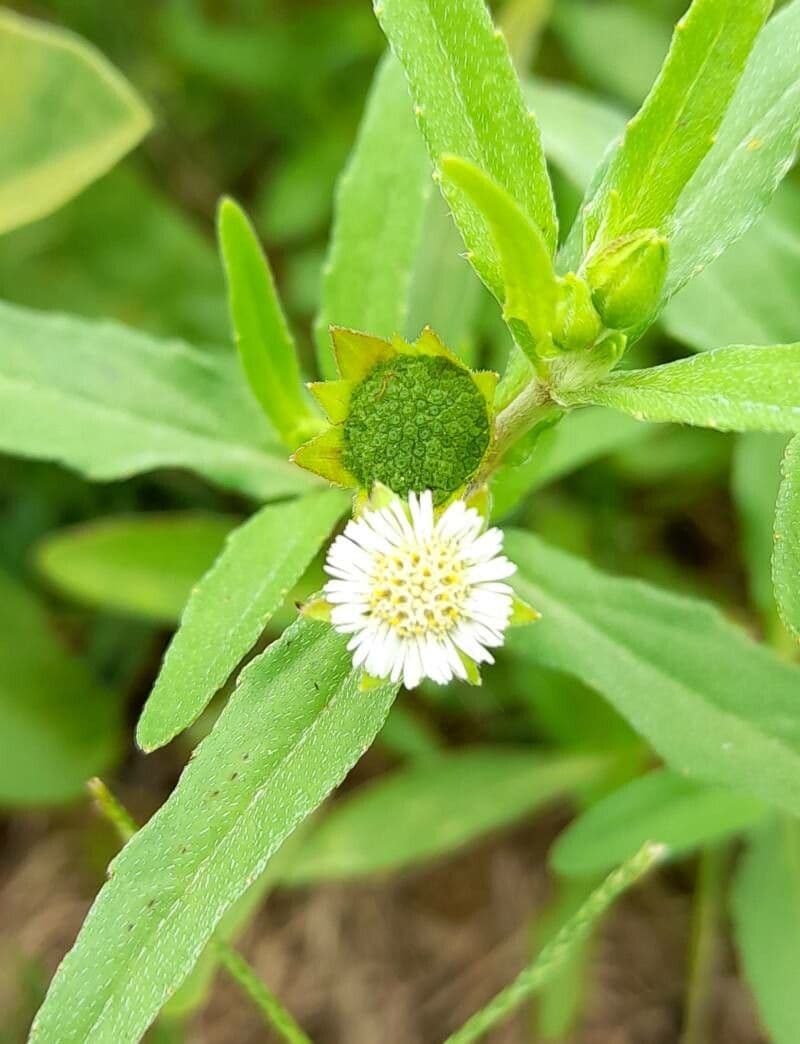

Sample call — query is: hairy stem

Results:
[681,846,728,1044]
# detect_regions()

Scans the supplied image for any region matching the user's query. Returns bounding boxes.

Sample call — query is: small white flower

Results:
[323,490,516,689]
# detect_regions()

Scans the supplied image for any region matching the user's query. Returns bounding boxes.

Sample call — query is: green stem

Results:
[479,380,559,486]
[443,842,664,1044]
[680,846,728,1044]
[215,942,313,1044]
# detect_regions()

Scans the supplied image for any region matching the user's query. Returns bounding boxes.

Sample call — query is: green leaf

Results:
[314,53,430,378]
[551,1,671,107]
[444,842,664,1043]
[0,300,315,500]
[551,769,766,878]
[0,9,152,234]
[283,749,605,884]
[524,79,627,191]
[732,817,800,1044]
[506,530,800,816]
[36,513,237,624]
[441,155,558,360]
[375,0,557,301]
[218,199,320,448]
[405,190,487,364]
[665,0,800,300]
[0,570,120,806]
[774,434,800,641]
[583,0,771,251]
[29,620,398,1044]
[732,433,788,629]
[137,489,349,752]
[490,407,652,519]
[664,185,800,352]
[0,164,230,346]
[562,345,800,433]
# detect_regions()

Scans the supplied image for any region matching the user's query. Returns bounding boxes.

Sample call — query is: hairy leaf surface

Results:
[137,490,349,751]
[315,53,430,377]
[376,0,557,299]
[563,345,800,433]
[0,301,314,499]
[507,531,800,815]
[774,435,800,640]
[30,620,398,1043]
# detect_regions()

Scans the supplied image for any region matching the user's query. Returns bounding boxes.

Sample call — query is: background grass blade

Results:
[444,842,664,1043]
[0,570,121,806]
[284,749,605,883]
[36,512,237,624]
[773,434,800,641]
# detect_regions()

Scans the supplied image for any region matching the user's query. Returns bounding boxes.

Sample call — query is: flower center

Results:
[342,355,490,504]
[367,533,469,640]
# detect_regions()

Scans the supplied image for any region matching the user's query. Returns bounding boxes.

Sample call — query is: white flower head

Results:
[323,490,516,689]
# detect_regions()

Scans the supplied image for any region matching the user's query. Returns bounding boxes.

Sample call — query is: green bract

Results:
[294,326,497,502]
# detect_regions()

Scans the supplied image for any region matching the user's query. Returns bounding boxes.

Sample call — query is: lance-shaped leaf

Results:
[314,53,430,378]
[441,155,558,360]
[506,530,800,816]
[774,434,800,640]
[0,9,152,234]
[666,0,800,300]
[36,513,237,624]
[375,0,557,301]
[0,300,315,500]
[583,0,772,252]
[732,817,800,1044]
[137,489,349,752]
[551,769,766,878]
[284,749,605,883]
[218,199,320,448]
[0,570,121,806]
[664,185,800,353]
[29,620,398,1044]
[561,344,800,434]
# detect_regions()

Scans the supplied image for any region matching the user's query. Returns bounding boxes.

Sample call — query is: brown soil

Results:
[0,795,768,1044]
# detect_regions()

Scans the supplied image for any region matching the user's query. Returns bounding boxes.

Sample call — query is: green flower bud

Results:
[585,229,668,331]
[552,273,603,352]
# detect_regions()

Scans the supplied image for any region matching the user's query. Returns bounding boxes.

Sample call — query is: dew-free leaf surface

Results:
[285,748,604,883]
[30,620,398,1044]
[0,570,120,805]
[137,489,349,751]
[0,301,315,499]
[0,9,152,233]
[36,513,237,624]
[563,345,800,433]
[315,53,430,378]
[733,817,800,1044]
[376,0,557,299]
[552,769,766,878]
[507,531,800,815]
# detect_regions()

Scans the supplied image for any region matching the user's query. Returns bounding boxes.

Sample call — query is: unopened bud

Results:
[552,273,602,352]
[585,229,668,331]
